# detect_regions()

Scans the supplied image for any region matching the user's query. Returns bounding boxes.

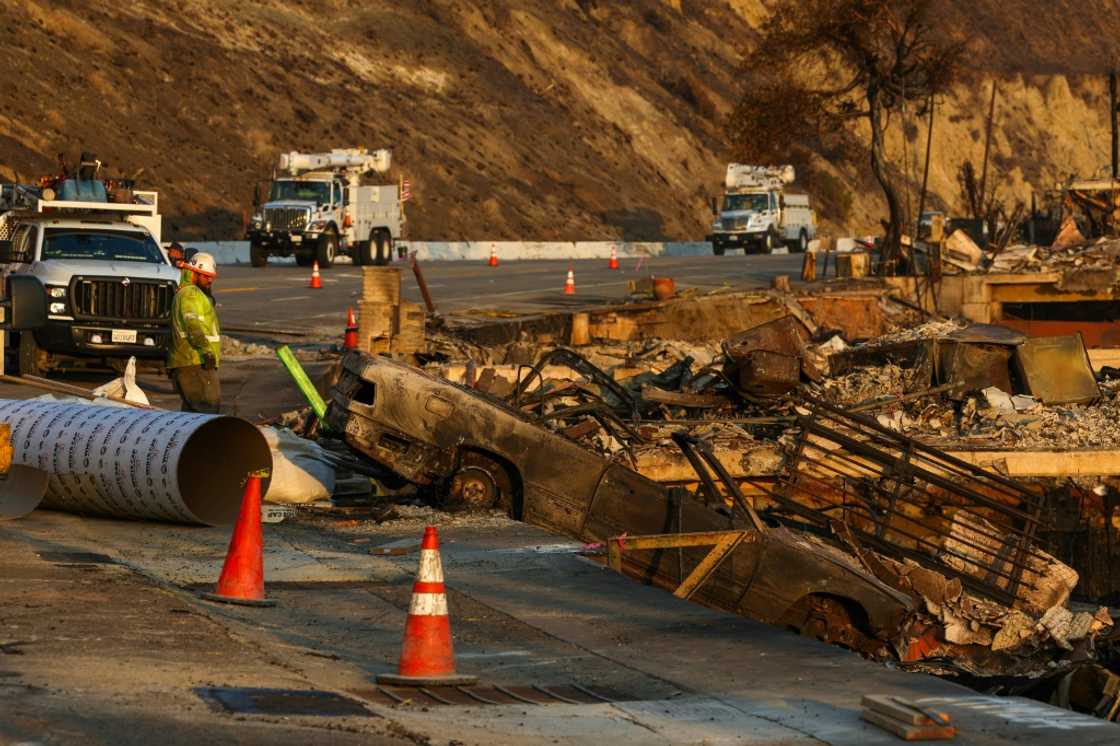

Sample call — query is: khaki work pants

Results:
[171,365,221,414]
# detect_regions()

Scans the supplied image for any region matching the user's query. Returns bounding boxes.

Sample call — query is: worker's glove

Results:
[201,352,217,371]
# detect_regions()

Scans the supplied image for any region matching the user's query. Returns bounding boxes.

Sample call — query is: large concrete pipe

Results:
[0,400,271,525]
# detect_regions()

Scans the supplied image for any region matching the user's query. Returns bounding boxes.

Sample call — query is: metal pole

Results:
[410,255,437,314]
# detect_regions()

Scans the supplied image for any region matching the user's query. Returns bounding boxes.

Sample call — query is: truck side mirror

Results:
[252,184,261,208]
[709,197,718,216]
[3,275,47,330]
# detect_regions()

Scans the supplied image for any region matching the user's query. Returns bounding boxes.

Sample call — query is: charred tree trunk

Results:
[868,87,904,275]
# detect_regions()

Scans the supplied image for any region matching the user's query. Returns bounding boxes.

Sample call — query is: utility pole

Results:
[978,81,998,221]
[1111,70,1118,180]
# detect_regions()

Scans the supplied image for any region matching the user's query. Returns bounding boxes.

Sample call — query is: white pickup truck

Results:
[0,182,177,375]
[706,164,816,255]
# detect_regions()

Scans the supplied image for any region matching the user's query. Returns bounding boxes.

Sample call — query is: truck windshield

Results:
[723,194,769,212]
[269,180,330,204]
[42,229,165,263]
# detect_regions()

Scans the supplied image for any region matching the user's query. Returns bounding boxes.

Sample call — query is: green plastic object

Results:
[276,345,329,424]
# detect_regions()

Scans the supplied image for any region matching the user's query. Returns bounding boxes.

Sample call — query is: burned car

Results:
[327,350,914,656]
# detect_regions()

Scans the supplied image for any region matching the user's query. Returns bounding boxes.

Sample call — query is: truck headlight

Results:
[47,285,67,298]
[49,302,66,314]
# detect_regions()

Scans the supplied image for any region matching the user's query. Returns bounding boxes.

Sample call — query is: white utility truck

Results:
[247,148,402,268]
[0,180,178,376]
[706,164,816,255]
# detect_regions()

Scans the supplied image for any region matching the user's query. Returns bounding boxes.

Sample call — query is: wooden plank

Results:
[945,449,1120,477]
[617,530,747,552]
[1088,348,1120,370]
[988,283,1118,303]
[862,695,950,727]
[673,532,746,600]
[860,709,956,741]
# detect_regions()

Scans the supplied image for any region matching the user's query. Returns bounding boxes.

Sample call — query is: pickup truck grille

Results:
[70,277,175,322]
[264,207,308,231]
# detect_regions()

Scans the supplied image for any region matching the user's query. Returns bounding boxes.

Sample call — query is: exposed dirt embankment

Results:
[0,1,1116,240]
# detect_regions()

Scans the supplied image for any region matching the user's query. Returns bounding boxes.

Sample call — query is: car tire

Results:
[446,451,517,514]
[18,332,45,377]
[249,241,268,267]
[713,243,725,256]
[316,231,337,268]
[372,229,391,266]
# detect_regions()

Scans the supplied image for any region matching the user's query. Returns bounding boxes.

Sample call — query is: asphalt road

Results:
[213,253,806,339]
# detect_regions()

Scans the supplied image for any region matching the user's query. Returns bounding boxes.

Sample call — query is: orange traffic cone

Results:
[377,526,477,686]
[488,242,499,267]
[343,307,359,350]
[608,243,619,270]
[201,471,275,607]
[563,265,576,295]
[309,260,323,289]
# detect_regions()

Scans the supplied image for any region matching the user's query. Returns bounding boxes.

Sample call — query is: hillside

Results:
[1,0,1118,241]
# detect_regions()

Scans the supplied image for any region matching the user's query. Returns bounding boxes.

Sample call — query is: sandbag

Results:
[260,426,335,504]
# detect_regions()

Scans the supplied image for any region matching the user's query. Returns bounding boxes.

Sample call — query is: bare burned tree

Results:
[731,0,959,274]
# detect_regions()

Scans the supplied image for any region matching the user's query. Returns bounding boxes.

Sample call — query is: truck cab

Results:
[707,164,816,255]
[0,186,177,376]
[247,148,401,268]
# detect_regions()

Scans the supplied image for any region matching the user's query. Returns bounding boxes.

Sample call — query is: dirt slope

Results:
[0,0,1117,241]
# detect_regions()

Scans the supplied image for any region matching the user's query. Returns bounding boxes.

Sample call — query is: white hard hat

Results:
[185,252,217,278]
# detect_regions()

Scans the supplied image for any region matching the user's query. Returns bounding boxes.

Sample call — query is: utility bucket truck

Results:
[247,148,402,268]
[0,172,177,377]
[707,164,816,255]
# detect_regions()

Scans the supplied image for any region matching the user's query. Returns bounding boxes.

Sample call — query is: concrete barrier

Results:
[182,240,715,266]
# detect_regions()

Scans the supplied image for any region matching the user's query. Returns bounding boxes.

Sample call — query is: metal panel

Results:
[1012,334,1101,405]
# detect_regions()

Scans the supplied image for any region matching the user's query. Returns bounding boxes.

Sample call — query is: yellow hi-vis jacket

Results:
[168,271,221,369]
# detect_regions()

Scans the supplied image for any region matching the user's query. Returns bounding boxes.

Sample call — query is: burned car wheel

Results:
[445,452,516,512]
[782,594,888,659]
[449,466,498,507]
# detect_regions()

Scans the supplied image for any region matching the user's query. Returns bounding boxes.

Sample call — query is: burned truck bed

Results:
[326,350,913,654]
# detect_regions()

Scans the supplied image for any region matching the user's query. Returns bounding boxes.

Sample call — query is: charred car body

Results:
[327,350,914,654]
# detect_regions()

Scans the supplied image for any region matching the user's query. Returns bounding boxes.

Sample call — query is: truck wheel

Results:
[249,241,268,267]
[316,231,337,268]
[713,243,725,256]
[796,229,809,253]
[373,229,391,266]
[764,228,779,255]
[18,332,46,377]
[355,233,378,266]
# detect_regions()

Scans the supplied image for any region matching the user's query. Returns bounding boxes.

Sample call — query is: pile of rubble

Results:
[209,270,1116,719]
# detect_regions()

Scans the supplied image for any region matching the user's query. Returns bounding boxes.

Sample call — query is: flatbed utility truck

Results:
[707,164,817,255]
[247,148,402,268]
[0,173,177,376]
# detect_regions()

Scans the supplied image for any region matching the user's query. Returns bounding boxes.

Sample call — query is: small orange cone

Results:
[488,242,499,267]
[608,243,619,270]
[201,471,275,607]
[563,266,576,295]
[377,526,477,686]
[343,307,359,350]
[309,260,323,289]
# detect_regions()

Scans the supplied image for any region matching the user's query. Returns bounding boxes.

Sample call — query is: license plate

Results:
[290,234,302,243]
[111,329,137,344]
